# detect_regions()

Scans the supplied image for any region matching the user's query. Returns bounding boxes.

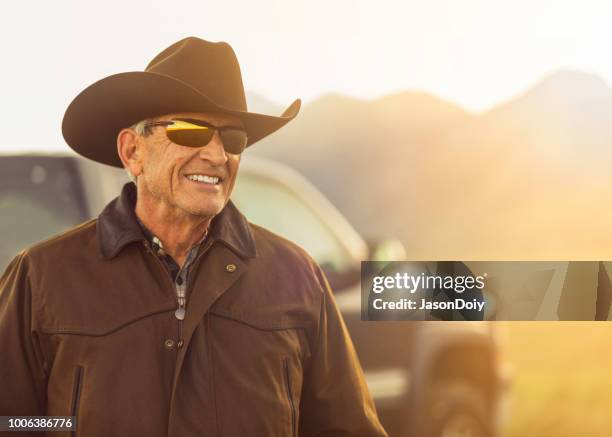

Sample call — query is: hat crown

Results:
[62,36,300,168]
[146,37,247,111]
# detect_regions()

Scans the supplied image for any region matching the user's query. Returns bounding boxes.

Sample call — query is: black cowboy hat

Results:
[62,36,301,168]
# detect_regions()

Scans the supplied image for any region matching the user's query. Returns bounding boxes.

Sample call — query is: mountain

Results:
[481,70,612,159]
[250,71,612,259]
[428,70,612,257]
[252,91,474,239]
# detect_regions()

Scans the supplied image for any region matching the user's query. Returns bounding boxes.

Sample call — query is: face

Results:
[124,111,244,219]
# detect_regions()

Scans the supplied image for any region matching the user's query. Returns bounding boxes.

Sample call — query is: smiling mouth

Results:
[185,174,222,185]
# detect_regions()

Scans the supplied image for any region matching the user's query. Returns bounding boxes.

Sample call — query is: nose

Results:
[198,130,228,166]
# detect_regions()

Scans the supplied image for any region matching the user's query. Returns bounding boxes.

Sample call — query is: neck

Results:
[135,189,211,267]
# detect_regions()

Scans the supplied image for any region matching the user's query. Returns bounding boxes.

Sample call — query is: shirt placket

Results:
[173,246,199,321]
[151,235,203,348]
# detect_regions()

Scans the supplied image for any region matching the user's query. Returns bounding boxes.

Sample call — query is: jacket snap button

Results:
[164,339,175,350]
[225,263,237,273]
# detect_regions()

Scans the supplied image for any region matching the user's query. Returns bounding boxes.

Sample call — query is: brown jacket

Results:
[0,183,387,437]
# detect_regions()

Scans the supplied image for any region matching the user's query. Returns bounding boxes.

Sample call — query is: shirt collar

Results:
[136,216,208,258]
[97,182,257,260]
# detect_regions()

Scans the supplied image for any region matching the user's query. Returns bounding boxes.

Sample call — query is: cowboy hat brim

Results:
[62,71,301,168]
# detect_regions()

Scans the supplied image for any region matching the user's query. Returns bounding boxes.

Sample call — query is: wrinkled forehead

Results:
[154,111,244,128]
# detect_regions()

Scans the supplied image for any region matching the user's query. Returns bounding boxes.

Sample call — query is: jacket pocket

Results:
[283,358,297,437]
[70,365,84,437]
[206,309,306,436]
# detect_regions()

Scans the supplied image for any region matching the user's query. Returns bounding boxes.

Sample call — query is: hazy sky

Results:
[1,0,610,151]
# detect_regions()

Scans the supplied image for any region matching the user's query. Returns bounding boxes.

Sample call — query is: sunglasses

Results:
[144,118,248,154]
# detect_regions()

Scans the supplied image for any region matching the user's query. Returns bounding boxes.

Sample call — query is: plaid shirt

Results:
[137,219,208,320]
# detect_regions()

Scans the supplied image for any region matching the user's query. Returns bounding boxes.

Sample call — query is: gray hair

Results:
[130,118,152,137]
[124,118,152,183]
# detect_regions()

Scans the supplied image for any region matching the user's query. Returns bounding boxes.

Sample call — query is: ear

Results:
[117,128,145,177]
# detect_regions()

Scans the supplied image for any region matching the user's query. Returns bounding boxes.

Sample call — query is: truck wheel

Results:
[413,381,493,437]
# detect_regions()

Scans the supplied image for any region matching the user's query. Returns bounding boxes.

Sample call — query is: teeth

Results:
[186,174,220,184]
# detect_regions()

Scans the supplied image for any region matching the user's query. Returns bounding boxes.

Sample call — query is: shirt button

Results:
[226,263,237,273]
[164,339,175,350]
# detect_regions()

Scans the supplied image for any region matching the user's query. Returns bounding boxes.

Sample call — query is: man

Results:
[0,37,387,436]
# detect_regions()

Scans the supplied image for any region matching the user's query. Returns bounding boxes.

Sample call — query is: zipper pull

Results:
[175,302,186,320]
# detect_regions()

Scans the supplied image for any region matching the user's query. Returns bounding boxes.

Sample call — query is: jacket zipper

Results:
[142,239,214,349]
[70,365,84,437]
[283,358,297,437]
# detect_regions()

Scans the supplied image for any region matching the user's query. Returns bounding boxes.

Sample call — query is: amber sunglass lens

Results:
[167,128,215,148]
[220,129,248,154]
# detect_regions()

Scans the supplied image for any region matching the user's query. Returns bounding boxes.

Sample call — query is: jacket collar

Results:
[97,182,257,260]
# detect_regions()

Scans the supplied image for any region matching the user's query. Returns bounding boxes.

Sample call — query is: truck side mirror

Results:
[368,238,407,261]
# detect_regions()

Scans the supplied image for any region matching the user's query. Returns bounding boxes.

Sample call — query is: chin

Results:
[185,201,225,218]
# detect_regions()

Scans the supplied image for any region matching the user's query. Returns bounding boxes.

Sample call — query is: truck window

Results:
[232,172,354,275]
[0,156,89,272]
